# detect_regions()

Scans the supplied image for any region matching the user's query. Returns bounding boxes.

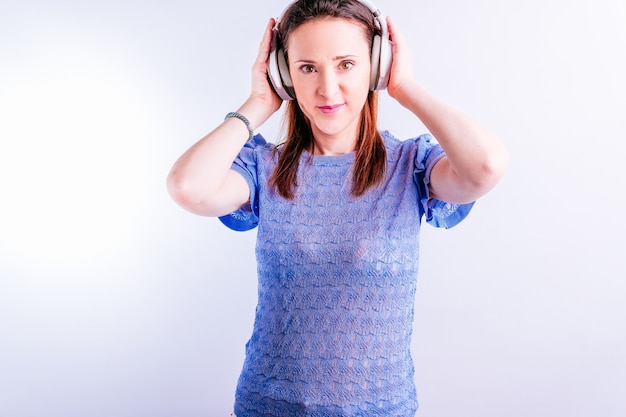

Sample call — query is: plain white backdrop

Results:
[1,0,624,416]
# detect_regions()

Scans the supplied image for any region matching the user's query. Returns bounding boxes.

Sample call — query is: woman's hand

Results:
[385,17,415,103]
[248,18,283,120]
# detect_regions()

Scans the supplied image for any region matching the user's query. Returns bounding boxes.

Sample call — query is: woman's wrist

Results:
[224,112,254,141]
[235,96,277,134]
[389,79,422,110]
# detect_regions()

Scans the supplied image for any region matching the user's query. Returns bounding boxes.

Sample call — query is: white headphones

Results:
[267,0,393,101]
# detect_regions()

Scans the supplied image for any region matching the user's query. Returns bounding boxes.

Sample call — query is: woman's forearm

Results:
[167,18,283,216]
[166,97,274,215]
[395,80,509,200]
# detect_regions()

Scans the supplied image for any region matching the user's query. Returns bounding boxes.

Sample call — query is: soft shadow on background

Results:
[1,1,624,416]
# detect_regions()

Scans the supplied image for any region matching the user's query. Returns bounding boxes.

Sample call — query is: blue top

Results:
[219,130,474,417]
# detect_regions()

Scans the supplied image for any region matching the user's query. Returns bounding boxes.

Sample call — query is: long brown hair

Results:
[269,0,387,199]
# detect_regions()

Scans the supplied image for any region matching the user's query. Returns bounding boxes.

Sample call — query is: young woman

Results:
[167,0,508,415]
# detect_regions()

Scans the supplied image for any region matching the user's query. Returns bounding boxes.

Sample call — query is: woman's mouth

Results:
[318,104,344,114]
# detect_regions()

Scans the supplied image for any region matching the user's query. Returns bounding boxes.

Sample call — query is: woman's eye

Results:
[340,61,354,70]
[300,64,315,73]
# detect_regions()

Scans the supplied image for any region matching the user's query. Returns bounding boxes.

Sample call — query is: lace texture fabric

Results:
[220,131,473,417]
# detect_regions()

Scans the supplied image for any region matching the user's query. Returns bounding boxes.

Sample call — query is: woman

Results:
[167,0,508,415]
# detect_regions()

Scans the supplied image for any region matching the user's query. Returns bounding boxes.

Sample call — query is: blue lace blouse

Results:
[219,130,473,417]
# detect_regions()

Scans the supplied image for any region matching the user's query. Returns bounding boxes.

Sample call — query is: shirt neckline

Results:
[302,149,356,166]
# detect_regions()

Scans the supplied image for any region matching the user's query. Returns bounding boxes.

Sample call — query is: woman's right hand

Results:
[248,18,283,120]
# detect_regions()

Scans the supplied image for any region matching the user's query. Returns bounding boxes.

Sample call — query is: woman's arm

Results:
[386,17,509,204]
[166,18,283,216]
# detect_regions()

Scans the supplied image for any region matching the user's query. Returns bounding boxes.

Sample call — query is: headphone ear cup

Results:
[276,49,295,100]
[370,34,382,91]
[267,29,295,101]
[370,34,392,91]
[377,36,392,90]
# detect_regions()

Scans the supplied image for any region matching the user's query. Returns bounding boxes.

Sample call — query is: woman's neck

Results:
[310,127,359,156]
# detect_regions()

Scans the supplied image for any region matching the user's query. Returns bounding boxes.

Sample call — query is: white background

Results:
[1,0,625,416]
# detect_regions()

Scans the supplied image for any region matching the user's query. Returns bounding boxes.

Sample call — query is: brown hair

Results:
[269,0,387,199]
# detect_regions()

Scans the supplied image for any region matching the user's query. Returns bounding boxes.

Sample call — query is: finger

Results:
[386,16,394,42]
[386,16,402,46]
[256,18,275,63]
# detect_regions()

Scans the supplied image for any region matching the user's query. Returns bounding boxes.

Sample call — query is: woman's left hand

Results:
[385,17,415,101]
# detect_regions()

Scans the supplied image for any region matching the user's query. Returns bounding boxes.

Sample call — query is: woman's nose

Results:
[318,70,339,97]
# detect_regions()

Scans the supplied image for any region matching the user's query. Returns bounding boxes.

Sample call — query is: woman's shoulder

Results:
[382,130,436,148]
[381,130,438,160]
[248,133,277,152]
[235,133,278,164]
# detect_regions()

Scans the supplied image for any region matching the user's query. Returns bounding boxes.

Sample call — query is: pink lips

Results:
[318,104,344,114]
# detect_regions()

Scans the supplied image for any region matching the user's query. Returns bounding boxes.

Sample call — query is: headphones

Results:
[267,0,393,101]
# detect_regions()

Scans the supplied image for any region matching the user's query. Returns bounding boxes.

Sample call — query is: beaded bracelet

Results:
[225,112,254,141]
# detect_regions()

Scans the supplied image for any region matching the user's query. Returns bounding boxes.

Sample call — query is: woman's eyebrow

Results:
[293,54,360,64]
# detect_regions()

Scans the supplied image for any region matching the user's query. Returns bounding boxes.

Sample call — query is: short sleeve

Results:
[218,134,267,232]
[412,133,475,229]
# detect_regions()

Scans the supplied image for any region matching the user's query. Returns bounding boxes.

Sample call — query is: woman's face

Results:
[286,17,371,150]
